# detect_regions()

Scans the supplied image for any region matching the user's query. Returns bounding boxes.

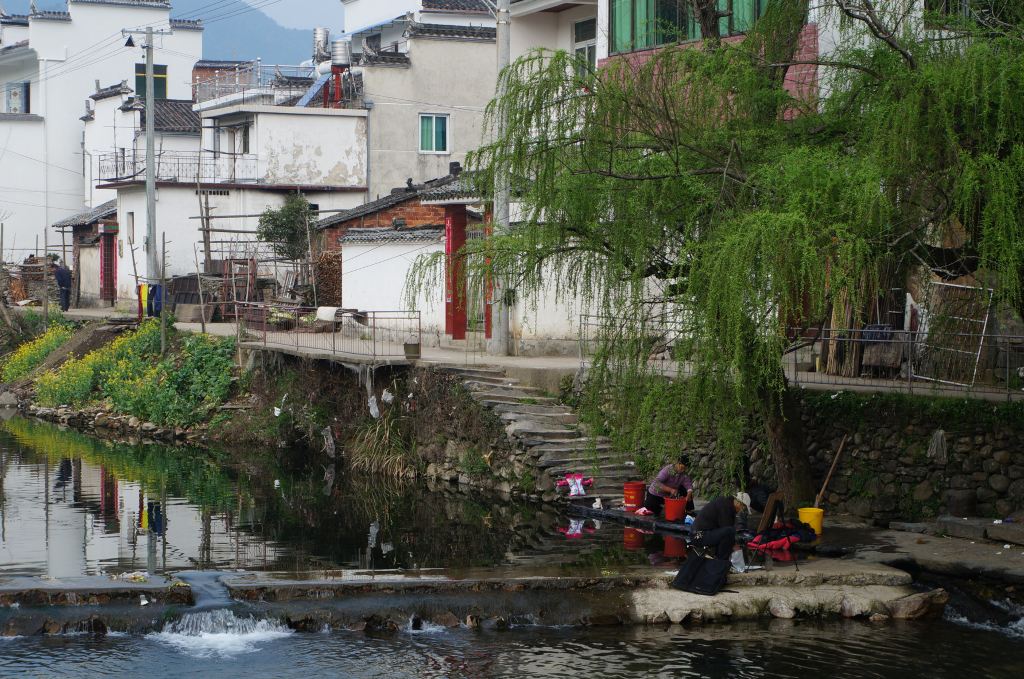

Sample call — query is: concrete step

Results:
[537,453,626,468]
[464,382,546,395]
[439,365,507,378]
[500,411,579,426]
[547,465,638,480]
[511,429,581,443]
[528,438,613,453]
[491,402,575,416]
[475,394,559,406]
[460,375,521,387]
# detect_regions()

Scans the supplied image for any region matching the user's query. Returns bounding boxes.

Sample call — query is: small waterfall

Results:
[150,609,292,657]
[174,571,235,610]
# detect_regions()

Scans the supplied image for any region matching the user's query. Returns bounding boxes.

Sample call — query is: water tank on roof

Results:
[313,27,331,62]
[331,39,352,67]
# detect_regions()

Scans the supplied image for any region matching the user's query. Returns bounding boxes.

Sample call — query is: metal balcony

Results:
[97,151,259,185]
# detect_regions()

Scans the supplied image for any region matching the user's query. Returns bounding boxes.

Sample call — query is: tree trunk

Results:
[758,380,815,508]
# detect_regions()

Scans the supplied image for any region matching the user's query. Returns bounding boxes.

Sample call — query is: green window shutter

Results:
[611,0,632,53]
[733,0,758,32]
[420,115,433,152]
[634,0,655,49]
[434,116,447,153]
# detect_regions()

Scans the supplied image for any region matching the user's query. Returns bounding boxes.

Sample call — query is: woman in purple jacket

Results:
[641,455,694,515]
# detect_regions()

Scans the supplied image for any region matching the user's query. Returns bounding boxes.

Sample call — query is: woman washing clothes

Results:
[638,455,694,516]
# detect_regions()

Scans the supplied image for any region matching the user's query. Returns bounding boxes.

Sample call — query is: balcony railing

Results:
[97,151,259,185]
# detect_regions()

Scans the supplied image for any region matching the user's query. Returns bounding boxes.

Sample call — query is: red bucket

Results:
[663,496,686,522]
[623,481,646,512]
[623,527,644,551]
[663,535,686,558]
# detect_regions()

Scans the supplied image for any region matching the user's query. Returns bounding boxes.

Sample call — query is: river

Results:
[0,415,1020,678]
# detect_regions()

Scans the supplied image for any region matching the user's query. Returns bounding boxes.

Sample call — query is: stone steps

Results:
[441,364,637,504]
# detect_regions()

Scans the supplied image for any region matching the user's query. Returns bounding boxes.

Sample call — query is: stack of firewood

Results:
[314,251,342,306]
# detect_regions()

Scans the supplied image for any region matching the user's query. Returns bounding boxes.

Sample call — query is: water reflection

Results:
[0,417,653,578]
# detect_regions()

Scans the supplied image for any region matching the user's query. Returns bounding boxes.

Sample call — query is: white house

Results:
[86,72,370,304]
[0,0,202,264]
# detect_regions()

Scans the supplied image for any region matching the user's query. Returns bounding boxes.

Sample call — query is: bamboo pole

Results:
[814,435,849,509]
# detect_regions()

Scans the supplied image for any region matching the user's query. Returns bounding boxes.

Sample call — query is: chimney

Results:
[95,80,101,92]
[449,161,462,177]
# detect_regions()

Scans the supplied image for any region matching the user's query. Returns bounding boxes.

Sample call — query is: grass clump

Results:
[1,321,74,382]
[349,413,413,476]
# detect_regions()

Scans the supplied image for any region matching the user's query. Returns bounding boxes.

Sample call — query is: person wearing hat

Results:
[690,492,749,560]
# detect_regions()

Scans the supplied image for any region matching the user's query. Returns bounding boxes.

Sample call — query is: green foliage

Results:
[406,0,1024,497]
[458,446,490,478]
[35,321,236,427]
[1,321,73,382]
[257,193,314,261]
[805,391,1024,430]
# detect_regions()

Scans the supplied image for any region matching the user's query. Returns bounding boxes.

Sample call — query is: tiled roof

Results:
[120,98,200,133]
[52,200,117,229]
[317,173,462,230]
[170,19,203,31]
[146,99,201,133]
[0,13,29,26]
[358,52,411,67]
[29,10,71,21]
[70,0,170,6]
[0,112,42,122]
[406,22,496,42]
[422,0,490,13]
[91,82,133,101]
[0,39,29,56]
[420,174,482,202]
[194,59,254,69]
[337,227,445,245]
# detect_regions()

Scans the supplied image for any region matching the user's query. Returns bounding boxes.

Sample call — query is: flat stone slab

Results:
[0,575,192,607]
[936,516,991,540]
[988,522,1024,547]
[628,583,938,623]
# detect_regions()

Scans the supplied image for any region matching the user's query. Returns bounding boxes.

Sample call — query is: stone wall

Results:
[683,392,1024,524]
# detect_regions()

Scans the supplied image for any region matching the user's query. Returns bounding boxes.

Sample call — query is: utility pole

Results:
[123,26,172,289]
[488,0,512,356]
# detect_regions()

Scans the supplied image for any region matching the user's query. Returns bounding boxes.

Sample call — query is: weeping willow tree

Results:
[407,0,1024,505]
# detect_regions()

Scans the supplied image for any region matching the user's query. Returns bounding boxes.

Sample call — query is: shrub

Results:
[35,320,236,427]
[1,322,74,382]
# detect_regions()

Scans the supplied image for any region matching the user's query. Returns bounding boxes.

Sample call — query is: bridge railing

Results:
[235,302,421,361]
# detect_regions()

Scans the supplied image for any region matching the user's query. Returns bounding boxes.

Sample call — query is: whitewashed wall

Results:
[0,2,201,268]
[363,37,494,198]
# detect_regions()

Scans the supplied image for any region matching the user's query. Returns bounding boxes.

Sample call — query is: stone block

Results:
[889,522,931,534]
[989,474,1011,494]
[935,515,989,540]
[987,523,1024,547]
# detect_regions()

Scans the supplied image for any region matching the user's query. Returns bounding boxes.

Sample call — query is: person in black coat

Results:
[50,261,72,311]
[691,492,749,560]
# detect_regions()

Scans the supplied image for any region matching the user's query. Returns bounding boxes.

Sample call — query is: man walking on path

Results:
[691,492,749,560]
[50,261,72,312]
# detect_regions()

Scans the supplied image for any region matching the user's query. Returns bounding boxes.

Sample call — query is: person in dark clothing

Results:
[50,262,72,312]
[641,455,694,515]
[691,492,749,560]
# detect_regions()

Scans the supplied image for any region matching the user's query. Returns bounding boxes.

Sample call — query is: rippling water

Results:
[0,618,1020,678]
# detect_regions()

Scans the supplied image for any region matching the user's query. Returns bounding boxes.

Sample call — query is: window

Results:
[240,125,250,154]
[134,64,168,99]
[574,19,597,78]
[419,114,449,154]
[609,0,763,55]
[1,81,30,114]
[126,212,135,246]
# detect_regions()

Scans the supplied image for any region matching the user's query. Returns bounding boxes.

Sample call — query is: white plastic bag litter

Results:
[730,549,748,573]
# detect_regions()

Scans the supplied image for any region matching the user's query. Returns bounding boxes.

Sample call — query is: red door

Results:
[99,233,117,303]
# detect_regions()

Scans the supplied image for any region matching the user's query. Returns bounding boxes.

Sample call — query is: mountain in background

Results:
[1,0,341,64]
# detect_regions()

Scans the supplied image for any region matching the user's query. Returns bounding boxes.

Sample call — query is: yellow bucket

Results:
[798,507,825,537]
